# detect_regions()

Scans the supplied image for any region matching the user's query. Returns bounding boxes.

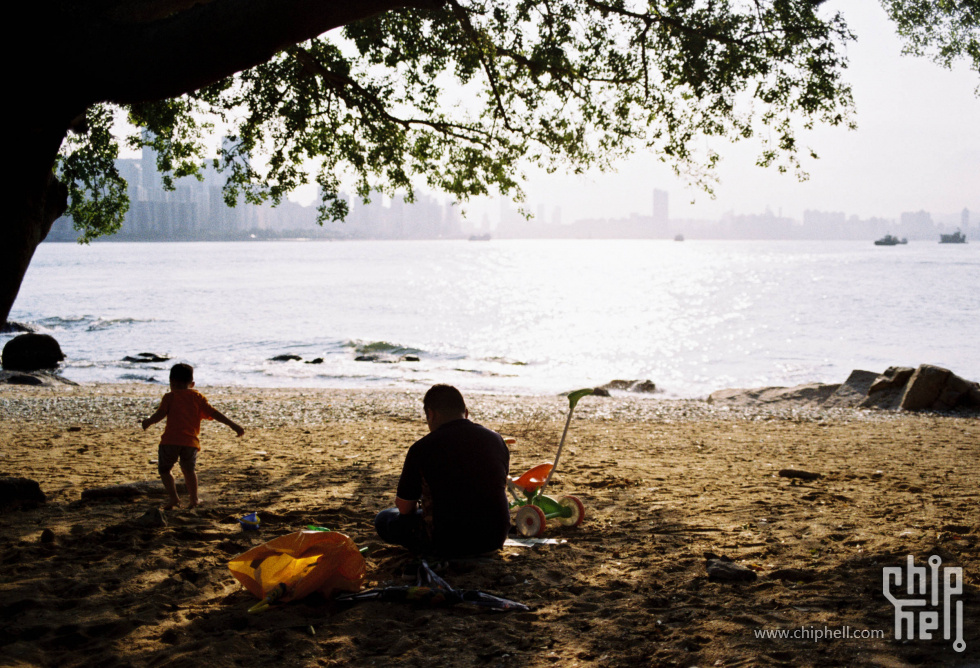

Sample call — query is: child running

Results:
[141,363,244,509]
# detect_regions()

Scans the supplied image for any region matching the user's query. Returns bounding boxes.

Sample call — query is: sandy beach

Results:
[1,383,977,667]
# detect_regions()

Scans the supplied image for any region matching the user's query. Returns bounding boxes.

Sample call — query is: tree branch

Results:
[69,0,448,106]
[583,0,749,47]
[445,0,514,131]
[292,47,496,148]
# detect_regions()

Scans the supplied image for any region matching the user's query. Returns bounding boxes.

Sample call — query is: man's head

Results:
[423,384,468,431]
[169,363,195,389]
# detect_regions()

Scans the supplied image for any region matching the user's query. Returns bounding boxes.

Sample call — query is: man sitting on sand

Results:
[141,363,245,509]
[375,384,511,557]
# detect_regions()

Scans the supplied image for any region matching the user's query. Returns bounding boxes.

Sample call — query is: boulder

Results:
[0,321,40,334]
[860,366,914,410]
[898,365,980,412]
[0,371,77,386]
[869,366,915,395]
[937,373,976,408]
[899,365,951,411]
[708,383,839,408]
[597,379,658,393]
[823,369,879,409]
[854,364,979,412]
[123,352,170,364]
[599,380,633,391]
[119,373,159,383]
[0,371,44,386]
[0,477,46,508]
[269,354,302,362]
[938,371,980,410]
[706,366,978,413]
[1,333,65,371]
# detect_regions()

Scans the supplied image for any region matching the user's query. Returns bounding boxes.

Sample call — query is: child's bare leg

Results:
[160,469,181,509]
[181,466,199,507]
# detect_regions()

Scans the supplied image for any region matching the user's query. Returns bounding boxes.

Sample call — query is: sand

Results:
[0,383,977,667]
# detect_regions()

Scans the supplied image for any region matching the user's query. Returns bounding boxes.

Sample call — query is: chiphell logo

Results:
[883,554,965,652]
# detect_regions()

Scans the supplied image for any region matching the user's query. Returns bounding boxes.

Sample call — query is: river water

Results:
[6,239,978,397]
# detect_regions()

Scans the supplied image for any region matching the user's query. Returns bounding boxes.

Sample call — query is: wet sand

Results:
[1,383,977,667]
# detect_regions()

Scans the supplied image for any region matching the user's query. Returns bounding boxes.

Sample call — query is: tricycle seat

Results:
[510,463,553,493]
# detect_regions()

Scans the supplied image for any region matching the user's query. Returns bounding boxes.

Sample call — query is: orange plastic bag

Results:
[228,530,365,609]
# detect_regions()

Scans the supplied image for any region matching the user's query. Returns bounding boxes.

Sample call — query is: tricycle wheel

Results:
[557,495,585,527]
[515,505,547,537]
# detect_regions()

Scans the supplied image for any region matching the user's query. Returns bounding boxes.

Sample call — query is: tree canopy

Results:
[3,0,978,326]
[58,0,860,242]
[882,0,980,88]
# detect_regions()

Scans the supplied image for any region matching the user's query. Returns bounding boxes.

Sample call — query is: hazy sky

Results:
[474,0,980,225]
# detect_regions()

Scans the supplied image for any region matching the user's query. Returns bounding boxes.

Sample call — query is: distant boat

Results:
[939,230,967,244]
[874,234,907,246]
[468,233,491,241]
[674,234,684,241]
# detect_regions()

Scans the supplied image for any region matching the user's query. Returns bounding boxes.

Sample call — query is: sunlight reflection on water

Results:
[9,239,979,397]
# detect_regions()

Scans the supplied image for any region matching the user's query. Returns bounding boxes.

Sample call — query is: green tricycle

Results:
[507,388,593,537]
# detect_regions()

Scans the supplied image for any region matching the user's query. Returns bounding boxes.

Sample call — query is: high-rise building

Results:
[653,189,668,231]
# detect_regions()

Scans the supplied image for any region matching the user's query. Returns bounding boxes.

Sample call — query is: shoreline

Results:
[1,381,959,428]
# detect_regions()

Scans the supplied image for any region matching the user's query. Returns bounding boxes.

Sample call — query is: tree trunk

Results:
[1,120,69,328]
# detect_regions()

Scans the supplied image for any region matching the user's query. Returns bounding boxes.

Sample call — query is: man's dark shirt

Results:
[396,418,510,556]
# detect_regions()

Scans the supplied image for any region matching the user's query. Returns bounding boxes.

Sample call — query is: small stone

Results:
[778,469,821,481]
[706,559,757,582]
[134,508,168,528]
[269,354,302,362]
[122,352,170,363]
[630,380,657,393]
[39,528,56,544]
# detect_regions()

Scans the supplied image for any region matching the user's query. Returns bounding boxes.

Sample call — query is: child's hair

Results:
[169,363,194,384]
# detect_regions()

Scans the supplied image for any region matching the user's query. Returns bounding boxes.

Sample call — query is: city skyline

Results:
[50,121,978,243]
[48,150,977,242]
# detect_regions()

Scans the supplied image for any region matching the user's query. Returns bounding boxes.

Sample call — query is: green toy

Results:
[508,388,593,537]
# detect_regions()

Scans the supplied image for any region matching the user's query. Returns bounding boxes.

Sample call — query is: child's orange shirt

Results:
[157,389,218,450]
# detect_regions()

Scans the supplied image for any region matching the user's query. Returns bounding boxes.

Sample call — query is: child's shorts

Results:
[158,444,198,474]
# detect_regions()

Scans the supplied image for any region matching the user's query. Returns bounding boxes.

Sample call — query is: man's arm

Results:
[395,497,418,514]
